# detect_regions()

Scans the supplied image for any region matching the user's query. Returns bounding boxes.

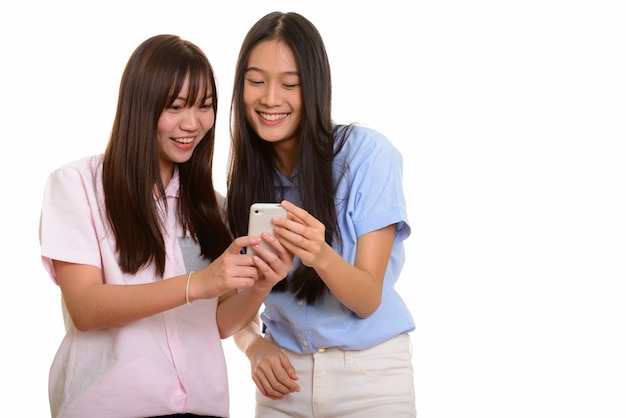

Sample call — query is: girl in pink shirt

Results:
[39,34,293,418]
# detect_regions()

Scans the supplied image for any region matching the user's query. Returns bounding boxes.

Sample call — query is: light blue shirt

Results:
[261,125,415,354]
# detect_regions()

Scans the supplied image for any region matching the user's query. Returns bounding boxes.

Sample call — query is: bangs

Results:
[166,62,213,107]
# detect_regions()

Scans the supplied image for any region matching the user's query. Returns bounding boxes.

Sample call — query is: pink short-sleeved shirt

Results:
[40,155,229,418]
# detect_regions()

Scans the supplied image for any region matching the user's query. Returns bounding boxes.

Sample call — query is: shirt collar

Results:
[164,167,180,198]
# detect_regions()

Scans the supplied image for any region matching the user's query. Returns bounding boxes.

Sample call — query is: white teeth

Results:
[260,113,287,121]
[174,137,193,144]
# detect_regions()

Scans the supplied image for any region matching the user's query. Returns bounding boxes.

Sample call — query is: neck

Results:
[273,139,298,179]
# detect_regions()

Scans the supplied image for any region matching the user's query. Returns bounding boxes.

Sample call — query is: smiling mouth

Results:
[259,112,288,121]
[172,137,194,144]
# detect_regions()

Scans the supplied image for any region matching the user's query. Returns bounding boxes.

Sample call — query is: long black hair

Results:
[227,12,351,303]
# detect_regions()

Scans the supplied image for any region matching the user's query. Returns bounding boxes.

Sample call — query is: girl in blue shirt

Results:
[228,11,416,417]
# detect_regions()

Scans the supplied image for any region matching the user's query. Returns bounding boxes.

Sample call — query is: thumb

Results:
[229,235,262,254]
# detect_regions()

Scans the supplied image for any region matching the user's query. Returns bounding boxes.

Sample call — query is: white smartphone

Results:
[246,203,287,256]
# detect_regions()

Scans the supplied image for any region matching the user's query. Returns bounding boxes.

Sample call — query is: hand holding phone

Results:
[247,203,287,256]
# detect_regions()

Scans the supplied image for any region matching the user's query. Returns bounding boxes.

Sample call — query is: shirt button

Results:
[317,348,326,353]
[302,341,309,347]
[297,299,303,305]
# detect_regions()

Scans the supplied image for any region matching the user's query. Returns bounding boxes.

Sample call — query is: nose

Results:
[180,109,200,131]
[260,83,281,106]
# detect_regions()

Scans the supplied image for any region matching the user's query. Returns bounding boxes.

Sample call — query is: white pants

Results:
[256,333,416,418]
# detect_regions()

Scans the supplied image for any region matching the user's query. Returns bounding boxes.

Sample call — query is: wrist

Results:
[185,271,194,305]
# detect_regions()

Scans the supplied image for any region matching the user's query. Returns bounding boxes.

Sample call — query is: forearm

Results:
[315,247,382,318]
[64,274,189,331]
[216,287,270,338]
[232,319,264,357]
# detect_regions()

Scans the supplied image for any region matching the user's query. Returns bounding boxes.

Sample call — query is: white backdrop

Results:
[1,1,625,417]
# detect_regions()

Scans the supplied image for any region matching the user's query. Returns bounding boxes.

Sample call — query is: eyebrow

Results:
[246,66,299,77]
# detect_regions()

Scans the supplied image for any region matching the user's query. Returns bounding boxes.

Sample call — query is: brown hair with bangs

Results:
[103,34,230,277]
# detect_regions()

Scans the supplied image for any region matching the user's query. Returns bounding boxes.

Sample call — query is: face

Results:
[157,76,214,182]
[243,40,302,146]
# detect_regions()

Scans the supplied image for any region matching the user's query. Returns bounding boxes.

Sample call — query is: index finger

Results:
[280,200,310,224]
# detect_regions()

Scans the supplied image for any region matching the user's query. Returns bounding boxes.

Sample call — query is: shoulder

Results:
[336,124,402,165]
[48,155,103,180]
[44,155,103,197]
